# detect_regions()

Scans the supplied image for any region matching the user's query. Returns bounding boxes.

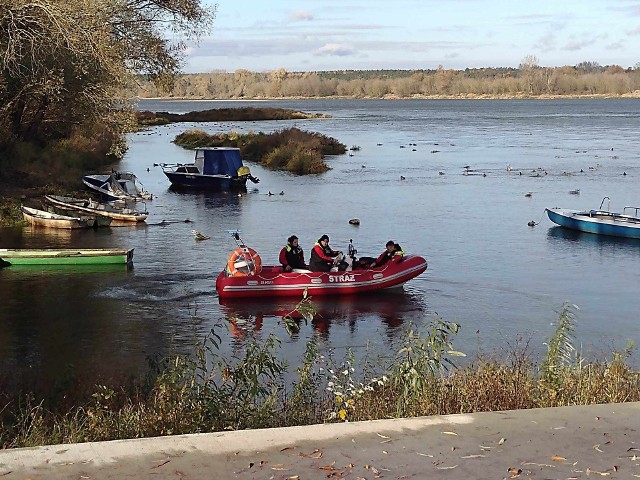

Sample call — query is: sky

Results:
[183,0,640,73]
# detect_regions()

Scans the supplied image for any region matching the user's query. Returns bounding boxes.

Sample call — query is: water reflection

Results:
[220,291,426,341]
[547,226,640,249]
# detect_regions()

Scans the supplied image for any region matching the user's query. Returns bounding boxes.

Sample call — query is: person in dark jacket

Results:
[309,234,342,272]
[370,240,404,268]
[279,235,307,272]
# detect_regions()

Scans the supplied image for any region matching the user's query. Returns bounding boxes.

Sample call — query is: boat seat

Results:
[292,268,312,273]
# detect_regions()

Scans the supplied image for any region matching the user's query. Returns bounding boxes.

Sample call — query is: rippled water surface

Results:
[2,98,640,391]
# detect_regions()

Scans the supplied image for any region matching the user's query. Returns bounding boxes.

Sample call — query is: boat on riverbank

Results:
[216,250,427,299]
[21,206,95,229]
[546,197,640,239]
[44,195,148,225]
[159,147,259,191]
[0,248,134,266]
[82,172,152,201]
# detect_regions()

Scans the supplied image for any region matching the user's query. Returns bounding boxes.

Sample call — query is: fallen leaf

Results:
[280,446,296,452]
[508,467,522,475]
[553,426,566,430]
[376,433,390,439]
[0,473,12,478]
[479,445,493,451]
[288,476,300,480]
[594,444,604,453]
[442,431,458,436]
[461,455,485,459]
[55,449,69,454]
[310,450,324,459]
[551,455,566,462]
[382,450,388,454]
[499,438,506,445]
[416,452,433,457]
[320,465,336,471]
[522,462,555,468]
[152,459,171,469]
[436,465,458,470]
[380,439,392,444]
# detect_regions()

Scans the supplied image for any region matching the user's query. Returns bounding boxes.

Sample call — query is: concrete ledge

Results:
[1,402,639,479]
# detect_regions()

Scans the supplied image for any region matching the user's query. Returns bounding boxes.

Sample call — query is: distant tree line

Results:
[135,60,640,99]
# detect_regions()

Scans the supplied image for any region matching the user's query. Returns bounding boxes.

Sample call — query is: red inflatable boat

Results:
[215,248,428,299]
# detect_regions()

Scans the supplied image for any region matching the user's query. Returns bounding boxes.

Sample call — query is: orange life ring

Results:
[226,247,262,277]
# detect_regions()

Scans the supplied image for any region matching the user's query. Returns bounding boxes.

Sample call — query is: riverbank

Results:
[2,402,639,479]
[137,91,640,101]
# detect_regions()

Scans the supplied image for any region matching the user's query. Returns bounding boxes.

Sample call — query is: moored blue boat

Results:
[160,147,259,191]
[546,200,640,239]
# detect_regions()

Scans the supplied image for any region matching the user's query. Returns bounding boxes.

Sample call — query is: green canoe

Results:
[0,248,134,266]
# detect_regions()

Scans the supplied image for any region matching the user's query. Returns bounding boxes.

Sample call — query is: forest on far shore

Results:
[135,60,640,99]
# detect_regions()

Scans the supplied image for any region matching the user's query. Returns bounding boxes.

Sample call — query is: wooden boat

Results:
[0,248,134,265]
[22,206,94,229]
[82,171,152,201]
[546,197,640,239]
[44,195,148,225]
[44,204,112,227]
[159,147,259,191]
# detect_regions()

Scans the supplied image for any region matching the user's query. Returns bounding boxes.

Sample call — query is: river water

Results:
[2,98,640,393]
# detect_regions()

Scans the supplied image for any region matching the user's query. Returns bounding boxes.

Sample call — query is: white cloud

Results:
[534,33,557,52]
[628,25,640,35]
[290,10,314,21]
[316,43,355,56]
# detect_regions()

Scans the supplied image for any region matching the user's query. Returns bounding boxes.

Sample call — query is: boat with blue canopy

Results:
[159,147,259,190]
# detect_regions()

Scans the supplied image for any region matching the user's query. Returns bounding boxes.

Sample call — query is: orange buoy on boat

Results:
[226,247,262,277]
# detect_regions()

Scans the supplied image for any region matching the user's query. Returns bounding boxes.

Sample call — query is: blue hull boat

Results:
[160,147,259,191]
[546,203,640,239]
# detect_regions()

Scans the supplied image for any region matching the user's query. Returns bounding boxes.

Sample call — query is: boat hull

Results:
[44,195,148,224]
[0,248,134,265]
[546,208,640,239]
[216,255,428,299]
[163,171,248,191]
[22,206,93,229]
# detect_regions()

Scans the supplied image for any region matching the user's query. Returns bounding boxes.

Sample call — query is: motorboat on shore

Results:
[21,206,95,229]
[44,195,148,225]
[546,197,640,239]
[82,171,152,201]
[159,147,259,191]
[215,235,427,299]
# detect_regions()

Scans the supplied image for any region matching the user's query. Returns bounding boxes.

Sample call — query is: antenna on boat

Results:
[227,230,244,247]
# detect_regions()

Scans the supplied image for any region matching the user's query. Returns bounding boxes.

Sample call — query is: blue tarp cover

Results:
[203,150,243,176]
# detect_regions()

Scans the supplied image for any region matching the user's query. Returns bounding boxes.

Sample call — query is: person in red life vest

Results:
[309,234,343,272]
[279,235,307,272]
[370,240,404,268]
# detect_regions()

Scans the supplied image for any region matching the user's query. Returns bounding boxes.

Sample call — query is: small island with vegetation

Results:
[136,107,330,126]
[174,127,346,174]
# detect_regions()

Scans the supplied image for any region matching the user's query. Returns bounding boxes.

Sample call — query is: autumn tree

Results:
[0,0,215,156]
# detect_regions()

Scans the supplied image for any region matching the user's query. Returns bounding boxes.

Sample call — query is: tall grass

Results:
[1,301,638,449]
